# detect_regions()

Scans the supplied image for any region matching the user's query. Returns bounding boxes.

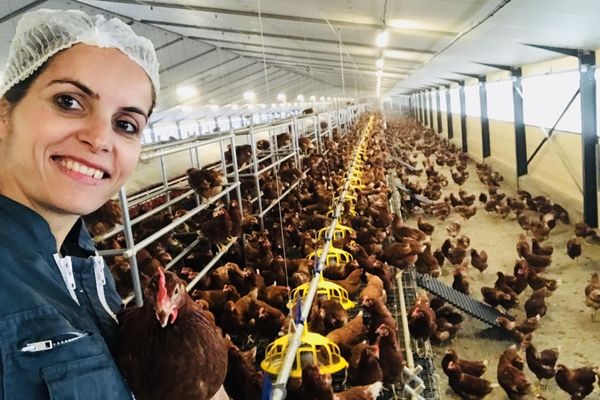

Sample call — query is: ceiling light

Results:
[327,97,331,101]
[277,93,286,102]
[297,94,304,102]
[376,70,383,78]
[231,104,239,110]
[376,31,389,48]
[271,103,277,108]
[309,95,316,101]
[319,96,325,101]
[260,103,267,109]
[376,58,384,68]
[243,90,256,102]
[176,85,197,100]
[209,104,219,111]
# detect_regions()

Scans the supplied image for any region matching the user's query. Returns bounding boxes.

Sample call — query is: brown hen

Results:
[118,270,228,400]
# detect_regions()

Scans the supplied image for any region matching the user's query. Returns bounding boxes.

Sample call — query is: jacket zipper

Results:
[20,331,90,353]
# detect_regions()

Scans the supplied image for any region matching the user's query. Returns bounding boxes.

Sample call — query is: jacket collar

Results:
[0,195,96,257]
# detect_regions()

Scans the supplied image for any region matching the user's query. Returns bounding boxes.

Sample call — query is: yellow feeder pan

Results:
[349,169,363,179]
[349,177,366,189]
[332,193,357,207]
[317,222,356,241]
[326,206,357,217]
[261,324,348,378]
[287,276,355,311]
[305,245,353,267]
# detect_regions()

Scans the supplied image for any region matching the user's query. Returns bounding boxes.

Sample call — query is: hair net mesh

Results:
[0,8,160,98]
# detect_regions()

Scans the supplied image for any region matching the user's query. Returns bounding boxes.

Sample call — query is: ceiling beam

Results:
[267,64,405,81]
[155,37,184,51]
[159,48,216,73]
[87,0,457,37]
[200,69,292,101]
[239,53,409,77]
[213,45,418,70]
[162,55,242,90]
[141,20,435,55]
[160,64,267,105]
[0,0,48,24]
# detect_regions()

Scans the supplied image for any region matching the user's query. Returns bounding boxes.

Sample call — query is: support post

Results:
[511,67,527,177]
[446,85,453,139]
[428,89,434,130]
[420,91,425,125]
[436,88,442,134]
[459,83,467,152]
[579,50,598,227]
[479,76,491,158]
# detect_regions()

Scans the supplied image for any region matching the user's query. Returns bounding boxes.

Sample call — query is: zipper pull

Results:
[21,340,53,352]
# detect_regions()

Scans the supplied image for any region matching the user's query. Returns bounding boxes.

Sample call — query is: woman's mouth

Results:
[51,156,111,181]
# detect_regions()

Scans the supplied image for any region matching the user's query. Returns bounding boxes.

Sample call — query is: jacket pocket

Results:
[0,304,131,399]
[42,354,132,400]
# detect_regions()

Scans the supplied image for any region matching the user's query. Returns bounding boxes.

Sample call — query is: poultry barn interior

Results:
[3,0,600,399]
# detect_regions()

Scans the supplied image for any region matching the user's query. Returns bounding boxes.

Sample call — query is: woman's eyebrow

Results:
[47,79,99,99]
[48,79,148,121]
[122,106,148,122]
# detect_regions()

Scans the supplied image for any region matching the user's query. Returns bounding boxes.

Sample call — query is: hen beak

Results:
[155,300,177,328]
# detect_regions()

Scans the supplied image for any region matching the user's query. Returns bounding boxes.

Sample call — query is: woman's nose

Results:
[76,117,114,153]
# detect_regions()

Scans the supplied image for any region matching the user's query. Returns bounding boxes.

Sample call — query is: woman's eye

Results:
[115,119,138,135]
[55,95,83,111]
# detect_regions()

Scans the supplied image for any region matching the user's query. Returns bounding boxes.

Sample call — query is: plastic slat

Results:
[415,272,513,328]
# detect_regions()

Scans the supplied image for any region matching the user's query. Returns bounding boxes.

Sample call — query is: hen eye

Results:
[55,95,83,111]
[174,287,180,295]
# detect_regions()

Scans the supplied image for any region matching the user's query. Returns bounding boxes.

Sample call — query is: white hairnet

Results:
[0,8,160,99]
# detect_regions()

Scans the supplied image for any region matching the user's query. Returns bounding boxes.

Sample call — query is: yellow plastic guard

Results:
[306,245,353,267]
[261,324,348,378]
[317,222,356,241]
[286,276,355,311]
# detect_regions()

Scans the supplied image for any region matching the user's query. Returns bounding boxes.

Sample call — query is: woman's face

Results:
[0,44,153,218]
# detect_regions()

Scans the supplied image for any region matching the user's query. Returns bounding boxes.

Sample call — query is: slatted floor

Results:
[415,272,514,328]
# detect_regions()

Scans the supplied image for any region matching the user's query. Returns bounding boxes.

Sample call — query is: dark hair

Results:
[3,62,51,106]
[2,56,156,116]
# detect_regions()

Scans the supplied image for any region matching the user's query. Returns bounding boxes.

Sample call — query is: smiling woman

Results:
[0,8,158,400]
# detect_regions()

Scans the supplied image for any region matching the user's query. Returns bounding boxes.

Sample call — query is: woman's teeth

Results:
[58,158,105,179]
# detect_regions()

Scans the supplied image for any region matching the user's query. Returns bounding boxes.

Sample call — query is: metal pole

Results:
[118,187,144,307]
[579,50,598,227]
[479,77,491,158]
[436,89,442,134]
[512,67,527,177]
[428,89,434,130]
[446,85,454,139]
[459,83,467,152]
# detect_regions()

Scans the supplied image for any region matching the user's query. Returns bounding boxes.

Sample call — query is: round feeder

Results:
[306,245,353,267]
[261,324,348,379]
[317,222,356,241]
[287,276,355,311]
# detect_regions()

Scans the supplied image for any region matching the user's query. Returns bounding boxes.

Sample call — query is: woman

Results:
[0,8,158,399]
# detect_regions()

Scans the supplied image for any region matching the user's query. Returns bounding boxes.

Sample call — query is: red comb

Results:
[156,269,167,304]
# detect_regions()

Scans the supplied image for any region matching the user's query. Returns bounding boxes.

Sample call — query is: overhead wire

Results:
[257,0,271,98]
[257,0,291,291]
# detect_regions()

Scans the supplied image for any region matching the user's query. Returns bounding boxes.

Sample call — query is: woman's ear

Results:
[0,99,10,140]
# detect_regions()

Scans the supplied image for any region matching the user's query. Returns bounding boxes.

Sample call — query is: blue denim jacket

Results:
[0,195,132,399]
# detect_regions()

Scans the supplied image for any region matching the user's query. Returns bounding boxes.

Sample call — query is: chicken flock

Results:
[83,113,600,400]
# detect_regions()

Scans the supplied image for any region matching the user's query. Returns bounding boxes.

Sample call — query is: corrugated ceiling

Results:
[1,0,600,122]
